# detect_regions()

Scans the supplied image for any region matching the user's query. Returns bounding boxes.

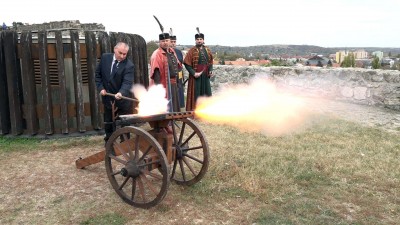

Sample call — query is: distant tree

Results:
[327,59,332,67]
[341,53,355,68]
[388,51,392,57]
[146,40,159,61]
[317,60,323,67]
[224,53,242,61]
[262,59,286,67]
[306,61,310,66]
[371,56,381,69]
[220,52,226,65]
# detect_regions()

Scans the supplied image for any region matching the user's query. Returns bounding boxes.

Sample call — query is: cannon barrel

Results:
[117,111,195,126]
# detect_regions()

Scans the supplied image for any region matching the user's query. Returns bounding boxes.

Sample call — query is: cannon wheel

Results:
[171,118,210,185]
[105,126,170,209]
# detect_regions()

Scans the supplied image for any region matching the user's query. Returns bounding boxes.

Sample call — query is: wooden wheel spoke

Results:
[138,146,152,162]
[113,141,130,161]
[182,152,203,164]
[178,122,186,144]
[134,134,140,161]
[141,169,163,180]
[119,176,130,190]
[179,159,187,182]
[137,177,147,202]
[109,155,127,165]
[184,145,203,151]
[111,170,121,176]
[182,131,196,146]
[182,156,197,176]
[131,179,136,200]
[123,133,135,160]
[140,174,159,196]
[138,160,160,168]
[122,133,129,142]
[171,157,178,178]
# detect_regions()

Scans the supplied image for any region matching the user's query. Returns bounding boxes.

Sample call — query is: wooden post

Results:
[85,31,102,130]
[137,34,149,88]
[38,30,54,134]
[0,31,11,134]
[3,31,23,135]
[20,31,39,135]
[131,34,149,88]
[70,30,86,132]
[54,30,69,134]
[128,34,139,84]
[109,32,117,51]
[98,31,111,54]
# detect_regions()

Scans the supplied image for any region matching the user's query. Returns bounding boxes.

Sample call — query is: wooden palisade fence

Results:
[0,30,148,137]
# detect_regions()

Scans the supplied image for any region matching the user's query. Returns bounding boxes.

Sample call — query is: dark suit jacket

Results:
[95,53,135,109]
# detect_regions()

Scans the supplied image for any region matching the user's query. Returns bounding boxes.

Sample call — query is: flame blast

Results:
[131,84,168,115]
[195,77,311,136]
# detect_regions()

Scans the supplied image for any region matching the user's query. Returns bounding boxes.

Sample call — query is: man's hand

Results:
[100,89,106,96]
[115,92,123,100]
[194,71,202,78]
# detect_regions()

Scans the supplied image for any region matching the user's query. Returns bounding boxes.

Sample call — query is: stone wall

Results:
[202,65,400,110]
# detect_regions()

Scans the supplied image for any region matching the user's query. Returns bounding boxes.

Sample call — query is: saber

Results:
[105,93,139,103]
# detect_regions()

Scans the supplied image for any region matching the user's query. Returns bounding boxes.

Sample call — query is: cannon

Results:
[75,111,210,208]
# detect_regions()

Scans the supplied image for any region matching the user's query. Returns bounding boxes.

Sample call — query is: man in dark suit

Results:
[95,42,134,143]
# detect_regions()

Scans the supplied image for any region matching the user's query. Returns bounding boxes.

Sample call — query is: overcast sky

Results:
[2,0,399,47]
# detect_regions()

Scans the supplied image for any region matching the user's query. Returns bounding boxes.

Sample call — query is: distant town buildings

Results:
[306,55,331,67]
[335,49,369,64]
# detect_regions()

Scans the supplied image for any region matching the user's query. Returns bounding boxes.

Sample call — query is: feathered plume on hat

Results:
[169,28,176,40]
[153,15,169,40]
[195,27,204,39]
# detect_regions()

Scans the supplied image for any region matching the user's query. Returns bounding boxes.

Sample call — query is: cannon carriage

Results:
[75,111,210,208]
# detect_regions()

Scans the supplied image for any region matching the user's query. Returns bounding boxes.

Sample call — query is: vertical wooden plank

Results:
[109,32,117,51]
[134,34,149,88]
[98,31,111,54]
[70,30,85,132]
[85,31,102,129]
[3,31,23,135]
[20,31,38,135]
[129,34,140,84]
[54,30,69,134]
[38,30,54,134]
[138,35,149,87]
[0,31,11,134]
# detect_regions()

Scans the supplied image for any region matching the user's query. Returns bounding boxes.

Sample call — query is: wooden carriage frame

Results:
[76,111,210,208]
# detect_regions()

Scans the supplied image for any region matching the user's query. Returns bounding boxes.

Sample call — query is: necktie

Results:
[111,60,118,75]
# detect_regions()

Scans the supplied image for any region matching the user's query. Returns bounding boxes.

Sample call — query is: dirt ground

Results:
[0,135,263,225]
